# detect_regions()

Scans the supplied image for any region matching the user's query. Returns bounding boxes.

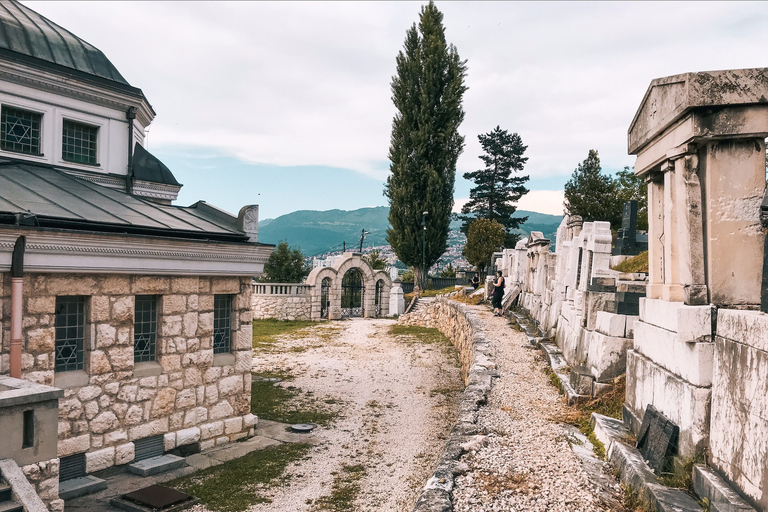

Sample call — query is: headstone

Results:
[636,404,680,473]
[761,188,768,313]
[613,201,640,256]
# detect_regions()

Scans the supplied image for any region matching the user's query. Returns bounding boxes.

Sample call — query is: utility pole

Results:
[342,241,346,253]
[359,229,370,252]
[422,211,428,291]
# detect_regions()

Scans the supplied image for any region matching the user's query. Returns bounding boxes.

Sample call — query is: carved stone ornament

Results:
[238,205,259,242]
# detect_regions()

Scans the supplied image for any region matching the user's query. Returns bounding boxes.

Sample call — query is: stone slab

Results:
[692,464,756,512]
[636,405,679,474]
[633,320,714,387]
[0,459,49,512]
[127,455,186,477]
[595,311,626,337]
[591,413,631,459]
[58,476,108,501]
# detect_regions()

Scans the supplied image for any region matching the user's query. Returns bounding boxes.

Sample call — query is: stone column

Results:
[625,68,768,459]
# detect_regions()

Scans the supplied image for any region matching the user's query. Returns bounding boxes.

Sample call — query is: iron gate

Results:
[320,277,331,319]
[341,268,364,318]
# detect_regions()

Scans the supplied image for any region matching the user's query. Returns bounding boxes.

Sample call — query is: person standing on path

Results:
[492,270,505,316]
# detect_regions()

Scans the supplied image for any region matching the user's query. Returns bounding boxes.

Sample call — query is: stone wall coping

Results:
[0,375,63,407]
[408,298,497,512]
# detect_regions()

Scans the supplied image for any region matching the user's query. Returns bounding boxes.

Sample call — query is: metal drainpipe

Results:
[126,106,137,193]
[10,236,26,379]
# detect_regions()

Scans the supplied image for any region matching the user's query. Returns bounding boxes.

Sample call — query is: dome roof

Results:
[0,1,129,85]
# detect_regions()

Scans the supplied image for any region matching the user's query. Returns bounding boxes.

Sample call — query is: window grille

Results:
[55,296,85,372]
[62,119,98,165]
[1,106,41,155]
[134,295,157,363]
[213,295,232,354]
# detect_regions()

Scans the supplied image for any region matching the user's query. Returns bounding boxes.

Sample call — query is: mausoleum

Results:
[0,2,272,510]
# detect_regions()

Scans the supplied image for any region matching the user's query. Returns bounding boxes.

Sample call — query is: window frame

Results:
[61,118,99,166]
[54,296,86,373]
[133,295,158,363]
[0,104,43,156]
[213,294,233,355]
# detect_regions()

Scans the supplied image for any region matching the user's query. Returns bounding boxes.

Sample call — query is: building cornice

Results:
[0,229,270,276]
[0,59,154,126]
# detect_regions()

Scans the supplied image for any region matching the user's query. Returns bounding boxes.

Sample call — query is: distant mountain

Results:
[259,206,562,257]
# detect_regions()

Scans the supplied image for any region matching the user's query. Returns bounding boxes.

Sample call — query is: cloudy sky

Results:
[25,1,768,219]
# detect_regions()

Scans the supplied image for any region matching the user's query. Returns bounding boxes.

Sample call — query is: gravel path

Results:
[452,306,623,512]
[243,318,461,511]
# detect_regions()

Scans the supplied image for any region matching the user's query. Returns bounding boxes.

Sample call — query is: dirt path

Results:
[451,306,624,512]
[245,318,461,511]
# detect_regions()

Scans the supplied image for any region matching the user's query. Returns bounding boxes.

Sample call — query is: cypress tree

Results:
[460,126,529,247]
[384,1,467,292]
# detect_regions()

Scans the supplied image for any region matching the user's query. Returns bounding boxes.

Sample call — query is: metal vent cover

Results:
[59,453,86,482]
[134,434,164,462]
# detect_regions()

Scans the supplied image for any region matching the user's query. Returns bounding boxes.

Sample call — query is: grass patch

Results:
[389,324,450,344]
[251,372,339,426]
[611,251,649,273]
[311,464,366,511]
[168,442,311,512]
[451,293,483,305]
[658,455,704,491]
[253,319,318,348]
[546,368,627,460]
[403,285,458,302]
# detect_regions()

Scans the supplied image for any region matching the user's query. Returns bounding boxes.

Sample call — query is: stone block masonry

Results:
[0,273,258,478]
[399,298,496,512]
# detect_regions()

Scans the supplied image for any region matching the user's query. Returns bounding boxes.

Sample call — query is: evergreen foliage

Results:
[364,249,388,270]
[260,242,309,283]
[384,1,467,291]
[462,218,505,272]
[563,149,622,229]
[439,263,456,278]
[460,126,529,247]
[614,166,648,231]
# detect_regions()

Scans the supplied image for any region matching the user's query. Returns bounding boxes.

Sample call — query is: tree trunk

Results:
[414,266,427,295]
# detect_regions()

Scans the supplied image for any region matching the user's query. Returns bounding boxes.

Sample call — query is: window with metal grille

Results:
[213,294,232,354]
[134,295,157,363]
[1,106,41,155]
[55,296,85,372]
[62,119,98,165]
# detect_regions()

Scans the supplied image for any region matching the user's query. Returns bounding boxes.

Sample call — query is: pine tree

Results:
[384,1,467,292]
[260,242,309,283]
[563,149,621,229]
[460,126,529,247]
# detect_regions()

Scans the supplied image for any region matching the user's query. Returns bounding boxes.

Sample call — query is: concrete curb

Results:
[409,298,497,512]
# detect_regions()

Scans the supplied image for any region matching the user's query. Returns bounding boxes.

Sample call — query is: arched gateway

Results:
[306,252,392,320]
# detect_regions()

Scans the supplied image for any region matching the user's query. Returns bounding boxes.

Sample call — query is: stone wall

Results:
[21,458,61,512]
[398,298,496,512]
[708,309,768,510]
[500,218,645,393]
[251,292,311,321]
[0,273,258,479]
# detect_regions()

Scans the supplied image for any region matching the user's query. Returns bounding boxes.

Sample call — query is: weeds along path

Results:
[246,318,462,512]
[451,307,623,512]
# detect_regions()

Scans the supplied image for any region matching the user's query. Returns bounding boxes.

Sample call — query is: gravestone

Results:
[613,201,643,256]
[636,404,680,473]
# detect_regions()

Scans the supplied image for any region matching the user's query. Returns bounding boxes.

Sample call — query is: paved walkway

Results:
[64,420,314,511]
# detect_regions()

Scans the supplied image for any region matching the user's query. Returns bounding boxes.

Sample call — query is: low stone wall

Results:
[251,294,311,321]
[399,298,496,511]
[21,458,61,512]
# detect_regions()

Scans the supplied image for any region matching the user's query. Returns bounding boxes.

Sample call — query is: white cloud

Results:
[23,1,768,185]
[454,190,564,217]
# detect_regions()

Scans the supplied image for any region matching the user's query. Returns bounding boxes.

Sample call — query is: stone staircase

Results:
[0,478,23,512]
[410,296,435,314]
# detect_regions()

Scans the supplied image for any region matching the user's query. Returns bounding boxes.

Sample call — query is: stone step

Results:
[0,500,22,512]
[0,481,11,502]
[59,475,108,500]
[692,464,756,512]
[128,454,186,477]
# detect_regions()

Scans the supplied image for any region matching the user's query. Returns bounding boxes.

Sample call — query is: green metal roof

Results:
[0,1,129,85]
[0,162,250,242]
